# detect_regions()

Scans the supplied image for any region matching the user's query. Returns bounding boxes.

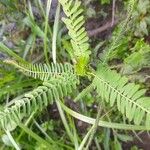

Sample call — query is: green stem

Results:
[59,100,150,131]
[44,0,52,63]
[0,43,26,63]
[17,111,35,141]
[34,120,54,143]
[18,123,53,148]
[37,0,52,37]
[52,3,60,64]
[78,126,94,150]
[55,100,74,143]
[5,130,20,150]
[94,137,102,150]
[85,103,102,149]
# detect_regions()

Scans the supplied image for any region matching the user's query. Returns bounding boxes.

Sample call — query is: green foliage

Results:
[4,59,75,81]
[133,0,150,37]
[99,0,110,5]
[101,0,136,63]
[123,39,150,72]
[93,64,150,126]
[0,69,15,87]
[0,70,77,130]
[107,34,131,61]
[62,39,74,62]
[1,0,150,149]
[0,0,17,9]
[0,62,41,101]
[58,0,91,75]
[23,16,45,39]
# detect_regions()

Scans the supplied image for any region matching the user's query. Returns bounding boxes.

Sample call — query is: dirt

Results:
[123,132,150,150]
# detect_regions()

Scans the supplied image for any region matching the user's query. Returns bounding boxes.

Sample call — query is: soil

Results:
[123,132,150,150]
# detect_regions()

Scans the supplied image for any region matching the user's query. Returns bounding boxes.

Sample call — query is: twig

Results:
[87,20,118,37]
[111,0,116,26]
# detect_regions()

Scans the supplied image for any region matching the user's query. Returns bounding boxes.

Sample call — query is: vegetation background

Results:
[0,0,150,149]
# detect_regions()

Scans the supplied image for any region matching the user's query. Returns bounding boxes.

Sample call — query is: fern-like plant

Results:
[1,0,148,131]
[58,0,91,75]
[4,59,75,81]
[1,61,77,130]
[1,0,150,149]
[93,64,150,126]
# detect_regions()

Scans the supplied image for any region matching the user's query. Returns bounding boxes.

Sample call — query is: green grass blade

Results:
[52,3,60,64]
[44,0,52,63]
[18,123,54,148]
[0,43,26,63]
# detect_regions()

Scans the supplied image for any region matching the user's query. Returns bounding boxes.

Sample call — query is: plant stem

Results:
[78,126,94,150]
[85,103,102,150]
[34,120,54,143]
[5,130,20,150]
[18,123,53,148]
[17,111,35,141]
[52,3,60,64]
[44,0,52,64]
[0,43,26,63]
[55,100,74,143]
[59,100,150,131]
[94,137,102,150]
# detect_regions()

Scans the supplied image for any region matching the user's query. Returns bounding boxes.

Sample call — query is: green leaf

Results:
[93,64,150,126]
[100,0,110,5]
